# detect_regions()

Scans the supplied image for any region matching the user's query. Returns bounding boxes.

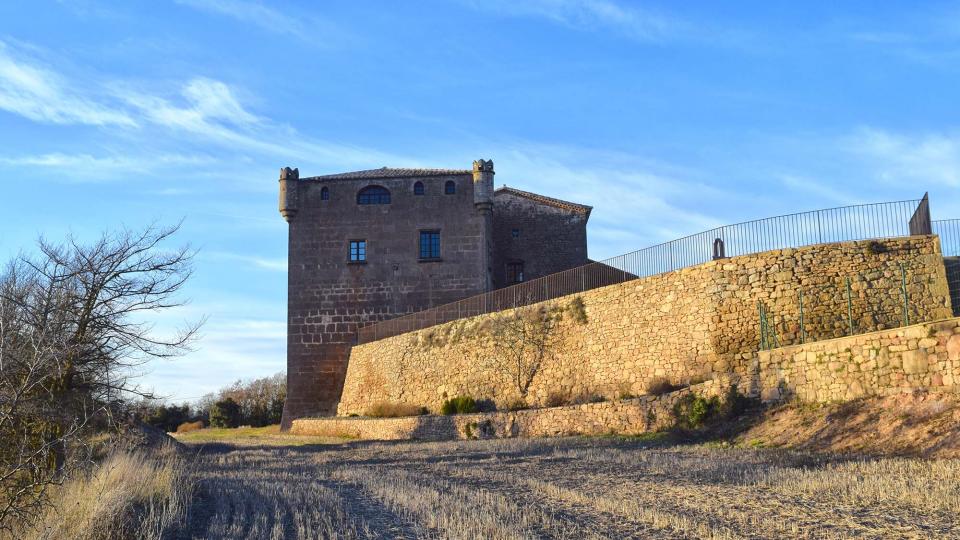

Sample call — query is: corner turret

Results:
[472,159,494,213]
[278,166,299,222]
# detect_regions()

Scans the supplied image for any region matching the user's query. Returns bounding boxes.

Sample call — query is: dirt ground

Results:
[177,434,960,539]
[735,391,960,458]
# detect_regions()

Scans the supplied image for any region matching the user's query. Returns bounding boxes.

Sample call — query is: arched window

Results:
[444,180,456,195]
[357,185,391,205]
[413,181,424,195]
[320,186,330,201]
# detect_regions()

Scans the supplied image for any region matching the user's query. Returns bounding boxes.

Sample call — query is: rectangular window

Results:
[511,228,520,238]
[419,230,441,259]
[349,240,366,262]
[506,261,524,283]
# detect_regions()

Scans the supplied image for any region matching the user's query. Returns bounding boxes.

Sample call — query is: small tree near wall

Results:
[482,298,587,403]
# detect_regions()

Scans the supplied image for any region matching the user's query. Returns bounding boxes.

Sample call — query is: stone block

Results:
[947,335,960,361]
[902,350,929,375]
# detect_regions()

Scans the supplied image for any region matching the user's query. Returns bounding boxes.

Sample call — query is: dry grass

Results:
[170,424,346,446]
[364,402,426,418]
[178,436,960,539]
[646,377,684,396]
[176,421,204,433]
[14,444,192,540]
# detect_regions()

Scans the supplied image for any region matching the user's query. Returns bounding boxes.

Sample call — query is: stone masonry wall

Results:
[758,317,960,402]
[295,379,727,441]
[338,236,952,415]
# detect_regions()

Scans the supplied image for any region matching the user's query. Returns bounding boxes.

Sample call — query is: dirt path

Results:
[179,437,960,539]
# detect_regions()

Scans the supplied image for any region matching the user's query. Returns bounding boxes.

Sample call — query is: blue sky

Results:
[2,0,960,402]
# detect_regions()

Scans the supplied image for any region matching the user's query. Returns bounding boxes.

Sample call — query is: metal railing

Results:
[934,219,960,316]
[358,197,929,344]
[759,262,926,350]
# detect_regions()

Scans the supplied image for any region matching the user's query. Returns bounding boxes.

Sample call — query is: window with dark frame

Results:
[349,240,366,262]
[357,185,391,204]
[320,186,330,200]
[444,180,456,194]
[511,228,520,238]
[506,261,524,283]
[419,230,440,259]
[413,181,424,195]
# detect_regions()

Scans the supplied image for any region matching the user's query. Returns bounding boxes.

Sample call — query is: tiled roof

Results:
[302,167,471,181]
[495,186,592,217]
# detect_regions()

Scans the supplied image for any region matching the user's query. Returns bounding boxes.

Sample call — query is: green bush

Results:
[441,396,478,415]
[672,387,755,429]
[209,398,242,428]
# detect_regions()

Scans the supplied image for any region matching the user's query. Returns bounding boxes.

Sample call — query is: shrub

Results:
[672,387,755,429]
[545,391,569,408]
[209,398,242,428]
[571,393,606,405]
[673,394,719,429]
[365,402,427,418]
[646,378,684,396]
[566,296,588,324]
[506,399,529,411]
[441,396,478,415]
[717,386,755,419]
[175,421,204,433]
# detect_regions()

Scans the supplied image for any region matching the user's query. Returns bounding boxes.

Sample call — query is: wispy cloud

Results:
[461,0,690,42]
[486,144,727,259]
[205,251,287,272]
[174,0,339,44]
[0,40,135,126]
[146,317,286,401]
[0,151,214,176]
[846,128,960,188]
[0,40,411,178]
[779,174,856,205]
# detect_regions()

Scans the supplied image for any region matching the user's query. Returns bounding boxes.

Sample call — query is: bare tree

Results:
[0,223,200,533]
[481,299,586,403]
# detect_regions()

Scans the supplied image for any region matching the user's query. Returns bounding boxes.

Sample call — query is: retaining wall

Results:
[338,236,953,415]
[758,316,960,402]
[294,380,727,440]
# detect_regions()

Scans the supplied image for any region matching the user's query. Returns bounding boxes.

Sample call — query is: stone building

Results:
[278,160,592,426]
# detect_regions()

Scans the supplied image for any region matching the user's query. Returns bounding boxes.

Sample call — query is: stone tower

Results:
[277,160,592,428]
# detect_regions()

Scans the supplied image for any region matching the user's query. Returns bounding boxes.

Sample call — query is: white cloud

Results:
[847,128,960,188]
[462,0,688,42]
[0,39,410,178]
[779,174,855,204]
[487,144,726,260]
[0,41,135,127]
[205,251,287,272]
[146,317,286,401]
[175,0,332,44]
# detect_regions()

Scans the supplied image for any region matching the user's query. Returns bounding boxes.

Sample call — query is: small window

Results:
[506,261,524,284]
[444,180,456,195]
[511,228,520,238]
[320,187,329,200]
[349,240,366,262]
[357,185,391,205]
[419,230,440,259]
[413,181,424,195]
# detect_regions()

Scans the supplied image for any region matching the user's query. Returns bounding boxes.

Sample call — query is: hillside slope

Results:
[735,390,960,458]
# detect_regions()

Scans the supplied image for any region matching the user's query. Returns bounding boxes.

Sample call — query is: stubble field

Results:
[178,436,960,539]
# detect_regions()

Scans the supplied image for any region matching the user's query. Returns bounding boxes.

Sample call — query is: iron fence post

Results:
[799,290,805,344]
[901,263,909,326]
[846,277,854,336]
